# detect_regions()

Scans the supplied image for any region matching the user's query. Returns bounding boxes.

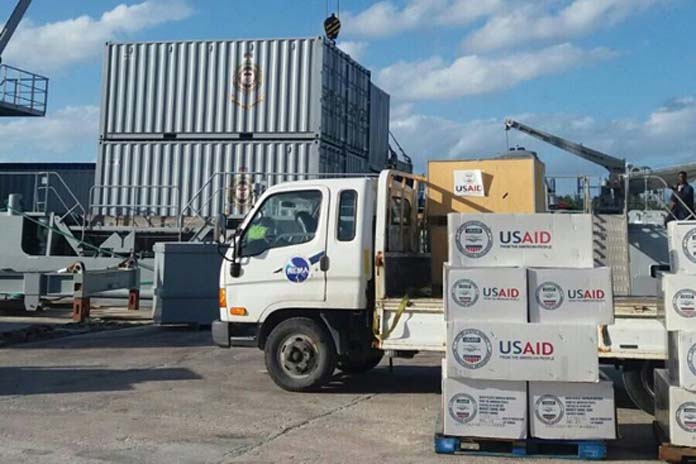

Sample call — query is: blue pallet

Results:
[434,435,607,460]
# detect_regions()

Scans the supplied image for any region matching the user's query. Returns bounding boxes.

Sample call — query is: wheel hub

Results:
[280,335,318,378]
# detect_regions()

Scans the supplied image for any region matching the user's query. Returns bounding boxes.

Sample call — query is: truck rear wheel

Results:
[622,361,661,414]
[264,317,337,392]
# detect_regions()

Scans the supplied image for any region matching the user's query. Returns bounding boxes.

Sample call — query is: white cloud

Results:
[2,0,193,72]
[0,106,99,162]
[337,41,369,62]
[463,0,661,52]
[377,43,614,100]
[343,0,503,38]
[391,97,696,175]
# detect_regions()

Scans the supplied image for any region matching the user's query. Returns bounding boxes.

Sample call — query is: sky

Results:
[0,0,694,181]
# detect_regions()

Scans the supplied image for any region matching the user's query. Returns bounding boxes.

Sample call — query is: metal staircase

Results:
[593,214,631,296]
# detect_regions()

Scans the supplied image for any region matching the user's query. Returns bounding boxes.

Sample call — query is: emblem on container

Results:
[455,221,493,259]
[535,394,565,425]
[448,393,478,424]
[231,52,264,108]
[673,289,696,318]
[536,282,564,310]
[676,402,696,432]
[452,329,492,369]
[451,279,480,308]
[682,229,696,264]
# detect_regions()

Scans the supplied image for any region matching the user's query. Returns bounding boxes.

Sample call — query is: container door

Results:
[227,186,330,319]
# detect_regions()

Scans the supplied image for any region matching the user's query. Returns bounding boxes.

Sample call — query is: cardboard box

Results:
[447,321,598,382]
[443,376,528,439]
[655,368,696,447]
[447,213,594,268]
[668,221,696,275]
[529,381,616,440]
[444,265,527,322]
[658,273,696,331]
[668,331,696,391]
[528,267,614,325]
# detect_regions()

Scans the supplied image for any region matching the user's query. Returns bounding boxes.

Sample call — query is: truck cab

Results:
[213,175,390,390]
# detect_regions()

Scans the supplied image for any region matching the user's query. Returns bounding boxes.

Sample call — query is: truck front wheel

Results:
[264,317,337,392]
[622,361,662,414]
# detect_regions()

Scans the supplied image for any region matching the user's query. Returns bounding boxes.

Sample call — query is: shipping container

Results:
[100,37,382,156]
[94,140,370,219]
[0,162,95,217]
[368,83,390,172]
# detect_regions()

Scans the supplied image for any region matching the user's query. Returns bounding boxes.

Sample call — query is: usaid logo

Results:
[676,402,696,432]
[448,393,478,424]
[673,289,696,318]
[682,229,696,264]
[535,395,565,425]
[284,257,310,283]
[536,282,564,310]
[452,329,492,370]
[455,221,493,259]
[451,279,480,308]
[688,343,696,376]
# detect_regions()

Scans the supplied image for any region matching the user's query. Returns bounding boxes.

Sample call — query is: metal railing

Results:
[629,174,696,222]
[0,171,85,231]
[0,64,48,115]
[88,184,182,227]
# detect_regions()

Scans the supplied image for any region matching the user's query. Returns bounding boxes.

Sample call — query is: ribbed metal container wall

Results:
[0,163,95,215]
[368,84,390,172]
[101,37,371,155]
[95,141,368,218]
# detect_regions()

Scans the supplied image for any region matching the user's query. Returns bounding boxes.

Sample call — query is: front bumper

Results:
[211,320,259,348]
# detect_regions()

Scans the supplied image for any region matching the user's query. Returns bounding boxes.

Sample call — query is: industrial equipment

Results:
[505,119,627,213]
[0,0,48,117]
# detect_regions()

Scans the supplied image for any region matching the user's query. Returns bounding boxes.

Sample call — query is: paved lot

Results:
[0,325,660,464]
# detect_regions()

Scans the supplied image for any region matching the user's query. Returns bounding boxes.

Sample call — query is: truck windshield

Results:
[240,190,322,257]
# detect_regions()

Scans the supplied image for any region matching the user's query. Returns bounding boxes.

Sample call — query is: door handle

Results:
[320,255,330,271]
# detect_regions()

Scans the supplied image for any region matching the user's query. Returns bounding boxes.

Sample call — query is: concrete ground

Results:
[0,324,660,464]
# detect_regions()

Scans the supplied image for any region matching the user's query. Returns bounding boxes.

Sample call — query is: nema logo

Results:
[452,329,492,370]
[682,229,696,264]
[535,395,565,425]
[676,402,696,432]
[455,221,493,259]
[284,257,310,283]
[451,279,480,308]
[673,289,696,318]
[536,282,564,310]
[448,393,478,424]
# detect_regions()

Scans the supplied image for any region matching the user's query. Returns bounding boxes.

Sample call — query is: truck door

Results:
[228,187,330,318]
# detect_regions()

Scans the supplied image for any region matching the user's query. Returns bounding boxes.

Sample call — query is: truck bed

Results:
[376,295,666,361]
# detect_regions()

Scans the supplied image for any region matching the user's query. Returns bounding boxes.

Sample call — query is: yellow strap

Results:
[374,294,410,343]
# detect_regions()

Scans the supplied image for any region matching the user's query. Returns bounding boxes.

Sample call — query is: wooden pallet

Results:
[434,434,607,460]
[654,421,696,463]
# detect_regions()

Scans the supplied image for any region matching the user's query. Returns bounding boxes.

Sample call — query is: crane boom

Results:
[0,0,32,60]
[505,119,626,175]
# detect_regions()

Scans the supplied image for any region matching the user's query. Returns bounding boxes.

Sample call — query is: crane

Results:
[505,118,627,213]
[0,0,32,63]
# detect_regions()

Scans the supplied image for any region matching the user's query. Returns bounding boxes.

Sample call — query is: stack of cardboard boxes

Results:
[443,213,617,441]
[655,221,696,446]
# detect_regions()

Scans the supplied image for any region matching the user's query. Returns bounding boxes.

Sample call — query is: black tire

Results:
[338,350,384,374]
[623,361,661,414]
[264,317,337,392]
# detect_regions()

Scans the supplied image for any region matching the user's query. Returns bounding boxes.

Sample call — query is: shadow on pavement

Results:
[610,422,658,461]
[323,365,441,394]
[0,365,202,395]
[4,326,214,350]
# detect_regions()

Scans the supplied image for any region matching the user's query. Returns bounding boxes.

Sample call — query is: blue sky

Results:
[0,0,694,179]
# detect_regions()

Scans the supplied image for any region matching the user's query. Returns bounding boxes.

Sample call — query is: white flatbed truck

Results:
[212,170,666,412]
